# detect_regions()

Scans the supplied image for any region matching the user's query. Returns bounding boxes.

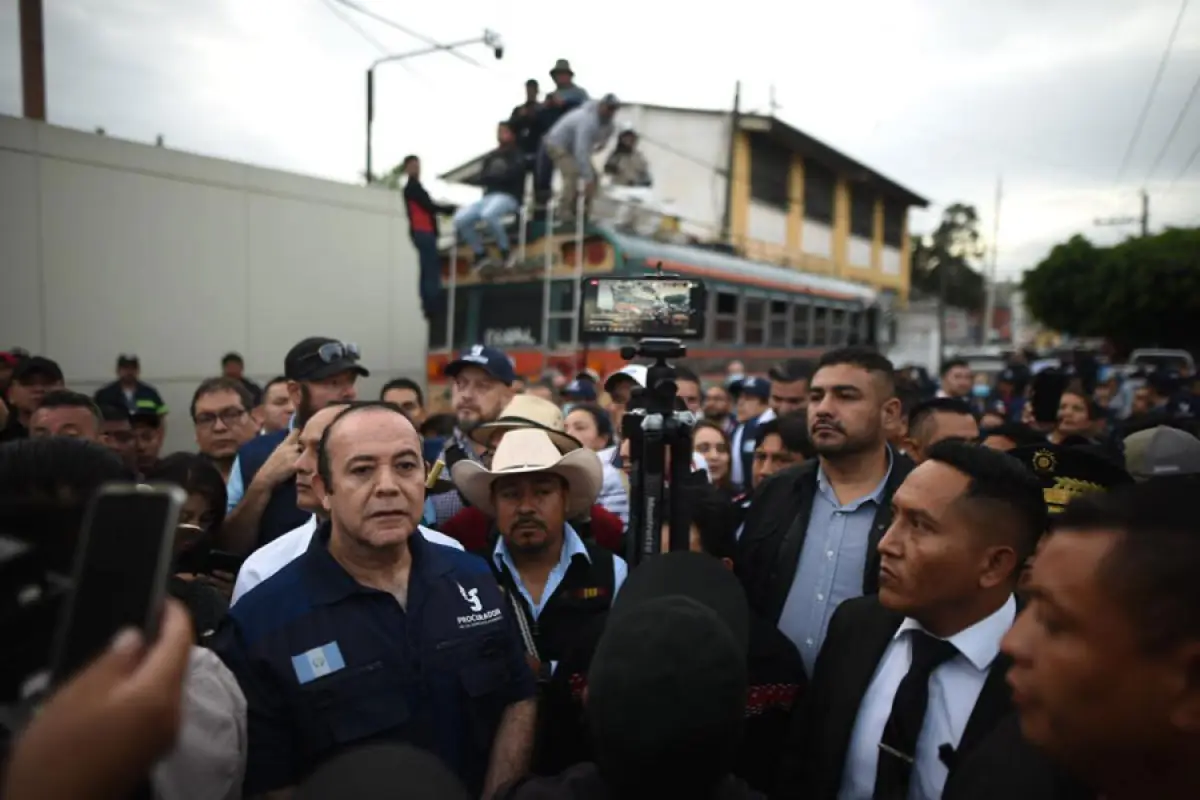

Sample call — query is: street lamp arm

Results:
[369,35,493,69]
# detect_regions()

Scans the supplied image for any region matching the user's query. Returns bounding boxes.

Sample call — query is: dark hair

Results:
[909,397,975,442]
[673,366,700,386]
[420,412,457,440]
[98,404,130,424]
[565,403,614,448]
[147,452,228,534]
[1059,388,1102,422]
[940,358,969,376]
[190,377,253,419]
[381,377,425,407]
[317,401,414,487]
[1055,479,1200,651]
[924,439,1048,566]
[220,352,243,366]
[402,154,419,168]
[36,390,102,427]
[525,78,539,87]
[755,411,813,458]
[816,347,896,394]
[683,481,737,561]
[263,375,289,395]
[979,422,1047,448]
[0,437,133,570]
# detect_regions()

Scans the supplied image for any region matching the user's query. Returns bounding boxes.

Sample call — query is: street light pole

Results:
[364,31,504,184]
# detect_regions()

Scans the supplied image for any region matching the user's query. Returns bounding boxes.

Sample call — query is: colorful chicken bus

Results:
[425,224,884,392]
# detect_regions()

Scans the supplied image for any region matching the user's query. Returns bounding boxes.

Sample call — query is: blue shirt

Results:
[226,413,298,512]
[211,523,536,796]
[492,523,628,620]
[778,451,894,674]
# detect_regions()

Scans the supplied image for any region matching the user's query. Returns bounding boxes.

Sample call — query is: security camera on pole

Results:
[365,29,505,183]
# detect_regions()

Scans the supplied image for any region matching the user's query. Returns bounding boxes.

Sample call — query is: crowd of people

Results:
[1,336,1199,800]
[400,58,652,319]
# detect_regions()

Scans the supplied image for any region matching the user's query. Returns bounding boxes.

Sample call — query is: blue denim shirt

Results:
[778,450,894,674]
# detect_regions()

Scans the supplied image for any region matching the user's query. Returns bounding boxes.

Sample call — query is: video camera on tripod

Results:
[578,268,707,567]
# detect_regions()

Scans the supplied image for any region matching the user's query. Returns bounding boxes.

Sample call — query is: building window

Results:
[768,300,789,346]
[714,291,739,343]
[792,302,811,347]
[803,160,835,224]
[849,187,875,239]
[831,308,847,345]
[883,199,905,247]
[551,280,574,312]
[744,298,766,345]
[750,137,792,210]
[813,306,829,346]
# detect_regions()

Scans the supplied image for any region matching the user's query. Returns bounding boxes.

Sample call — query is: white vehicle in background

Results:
[1130,349,1194,375]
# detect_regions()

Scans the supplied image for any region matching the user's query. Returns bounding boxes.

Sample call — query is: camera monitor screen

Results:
[580,276,706,340]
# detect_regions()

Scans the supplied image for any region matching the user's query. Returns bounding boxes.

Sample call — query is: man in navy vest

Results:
[218,337,367,553]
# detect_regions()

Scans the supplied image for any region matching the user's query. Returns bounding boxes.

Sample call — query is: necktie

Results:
[873,629,959,800]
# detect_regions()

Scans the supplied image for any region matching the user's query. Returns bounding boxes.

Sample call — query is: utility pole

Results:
[981,176,1003,346]
[19,0,46,120]
[1094,189,1149,237]
[720,81,742,244]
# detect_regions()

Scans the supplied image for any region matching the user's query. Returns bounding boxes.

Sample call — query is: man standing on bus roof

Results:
[542,94,620,223]
[401,154,457,321]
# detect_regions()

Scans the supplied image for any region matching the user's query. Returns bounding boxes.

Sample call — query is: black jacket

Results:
[479,147,527,201]
[774,595,1015,800]
[510,102,543,154]
[735,450,914,625]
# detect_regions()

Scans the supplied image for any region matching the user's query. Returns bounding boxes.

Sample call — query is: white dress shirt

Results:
[838,595,1017,800]
[230,516,464,605]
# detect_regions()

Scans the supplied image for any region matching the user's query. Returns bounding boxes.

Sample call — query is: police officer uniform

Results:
[211,524,535,796]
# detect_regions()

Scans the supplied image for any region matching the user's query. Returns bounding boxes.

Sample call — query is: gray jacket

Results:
[543,100,615,181]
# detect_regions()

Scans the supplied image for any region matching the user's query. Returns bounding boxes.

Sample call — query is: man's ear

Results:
[721,557,734,572]
[313,471,331,510]
[287,380,303,409]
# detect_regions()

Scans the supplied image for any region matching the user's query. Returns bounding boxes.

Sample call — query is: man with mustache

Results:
[453,427,628,686]
[776,440,1046,800]
[430,345,516,526]
[230,401,464,605]
[736,347,913,675]
[214,402,537,798]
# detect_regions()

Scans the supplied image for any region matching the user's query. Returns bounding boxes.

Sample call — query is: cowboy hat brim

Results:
[451,448,603,519]
[468,418,582,453]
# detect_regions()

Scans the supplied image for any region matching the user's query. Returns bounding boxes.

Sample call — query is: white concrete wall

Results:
[848,235,873,268]
[0,115,425,453]
[608,106,731,240]
[746,200,788,247]
[802,220,834,258]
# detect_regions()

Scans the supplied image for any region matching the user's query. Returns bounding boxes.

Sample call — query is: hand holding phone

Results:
[50,483,185,686]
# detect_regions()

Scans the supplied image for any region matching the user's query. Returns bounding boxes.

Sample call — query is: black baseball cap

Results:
[296,743,470,800]
[284,337,369,382]
[443,345,515,386]
[12,356,64,384]
[1008,443,1133,514]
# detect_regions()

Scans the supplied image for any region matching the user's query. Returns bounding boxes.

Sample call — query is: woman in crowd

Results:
[565,403,628,526]
[692,419,733,495]
[1049,388,1103,444]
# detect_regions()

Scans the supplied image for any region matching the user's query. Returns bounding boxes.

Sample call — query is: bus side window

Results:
[714,290,739,344]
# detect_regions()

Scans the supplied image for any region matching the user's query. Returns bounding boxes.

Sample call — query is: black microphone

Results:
[938,743,956,769]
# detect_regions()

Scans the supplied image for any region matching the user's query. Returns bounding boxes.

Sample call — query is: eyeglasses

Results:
[306,342,361,364]
[194,408,248,428]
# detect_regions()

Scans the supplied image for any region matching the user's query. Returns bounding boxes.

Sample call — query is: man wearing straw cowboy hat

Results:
[451,427,629,684]
[439,395,626,554]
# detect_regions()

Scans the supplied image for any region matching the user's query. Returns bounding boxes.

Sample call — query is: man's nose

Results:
[341,385,358,401]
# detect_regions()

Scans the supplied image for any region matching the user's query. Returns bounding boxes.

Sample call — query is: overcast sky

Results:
[1,0,1197,278]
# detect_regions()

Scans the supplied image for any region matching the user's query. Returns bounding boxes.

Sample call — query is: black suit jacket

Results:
[735,450,914,625]
[774,595,1014,800]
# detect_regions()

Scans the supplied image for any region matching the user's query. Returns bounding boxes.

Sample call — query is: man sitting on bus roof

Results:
[454,121,526,273]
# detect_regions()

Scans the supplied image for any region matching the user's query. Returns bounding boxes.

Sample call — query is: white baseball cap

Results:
[604,365,648,393]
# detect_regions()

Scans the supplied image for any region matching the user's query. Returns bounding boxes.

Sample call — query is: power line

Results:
[318,0,388,53]
[330,0,482,67]
[1167,139,1200,192]
[1144,69,1200,184]
[1114,0,1190,184]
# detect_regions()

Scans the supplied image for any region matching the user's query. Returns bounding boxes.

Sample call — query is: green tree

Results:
[1022,227,1200,351]
[362,163,406,188]
[910,203,987,310]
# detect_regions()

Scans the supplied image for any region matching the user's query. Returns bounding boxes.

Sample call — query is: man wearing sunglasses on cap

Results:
[218,337,367,554]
